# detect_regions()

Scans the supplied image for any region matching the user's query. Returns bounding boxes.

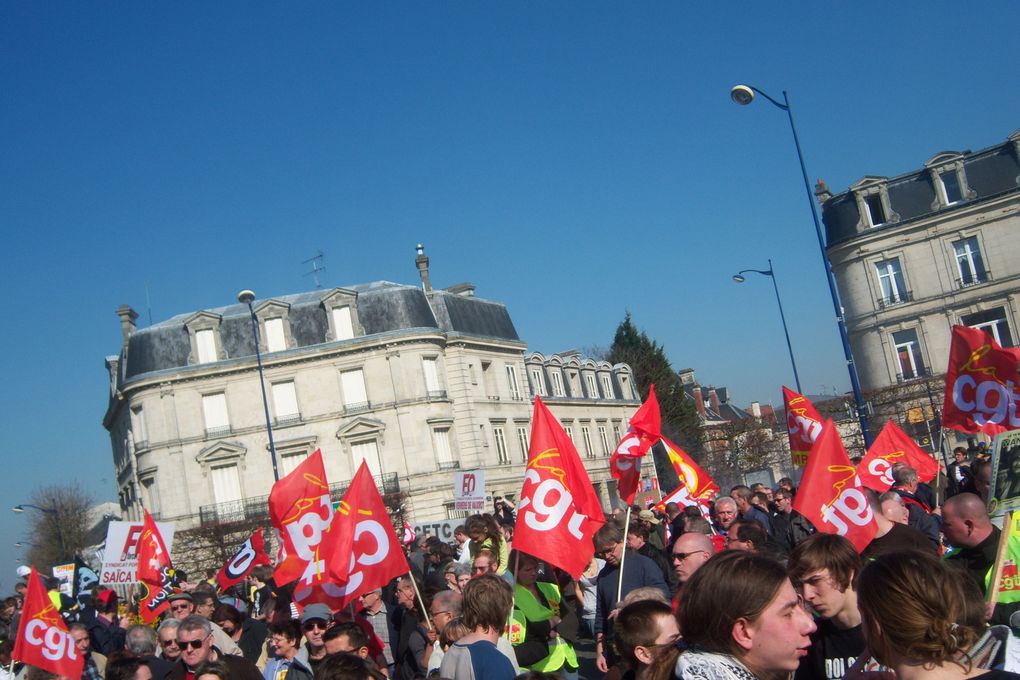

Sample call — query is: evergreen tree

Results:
[608,313,703,455]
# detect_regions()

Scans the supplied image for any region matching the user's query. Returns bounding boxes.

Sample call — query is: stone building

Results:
[102,248,643,530]
[820,128,1020,445]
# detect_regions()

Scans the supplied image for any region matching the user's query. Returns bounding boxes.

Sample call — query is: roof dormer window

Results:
[925,153,975,210]
[850,177,899,230]
[184,311,224,365]
[253,300,293,354]
[321,288,363,342]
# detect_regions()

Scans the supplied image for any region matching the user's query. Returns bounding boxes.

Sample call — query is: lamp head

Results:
[732,274,746,283]
[731,85,755,106]
[12,506,24,514]
[237,289,256,305]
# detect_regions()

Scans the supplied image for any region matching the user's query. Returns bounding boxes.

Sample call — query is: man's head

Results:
[615,600,680,673]
[892,465,919,492]
[395,577,417,611]
[626,524,650,551]
[726,520,767,553]
[789,533,860,622]
[323,622,370,658]
[714,497,738,531]
[95,588,118,615]
[684,516,713,535]
[954,447,969,465]
[729,486,752,513]
[68,623,91,657]
[358,589,384,614]
[168,592,195,621]
[778,477,794,492]
[671,532,714,585]
[249,565,273,588]
[429,590,463,635]
[471,549,498,576]
[942,493,994,548]
[594,521,626,566]
[453,525,468,546]
[176,615,214,670]
[157,619,182,661]
[878,492,909,524]
[461,574,513,634]
[105,657,152,680]
[773,489,793,516]
[973,458,992,501]
[192,591,217,620]
[664,502,681,520]
[126,624,158,656]
[751,492,770,512]
[300,603,334,648]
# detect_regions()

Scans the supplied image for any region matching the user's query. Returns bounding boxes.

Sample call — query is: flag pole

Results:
[986,510,1013,610]
[408,571,433,631]
[617,505,632,605]
[507,551,520,640]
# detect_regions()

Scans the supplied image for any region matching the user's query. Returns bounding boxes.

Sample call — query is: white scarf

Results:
[675,648,760,680]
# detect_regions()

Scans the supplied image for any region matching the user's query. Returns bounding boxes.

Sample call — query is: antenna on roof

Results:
[303,250,326,289]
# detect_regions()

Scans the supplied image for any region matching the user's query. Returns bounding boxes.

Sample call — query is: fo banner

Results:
[455,470,486,511]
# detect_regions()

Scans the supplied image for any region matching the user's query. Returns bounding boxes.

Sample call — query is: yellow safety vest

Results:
[512,582,578,672]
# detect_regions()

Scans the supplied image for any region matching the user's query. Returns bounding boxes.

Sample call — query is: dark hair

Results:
[250,565,274,582]
[324,621,369,650]
[627,523,650,540]
[212,603,243,628]
[677,551,789,658]
[730,520,767,551]
[463,514,502,546]
[314,653,385,680]
[106,656,149,680]
[788,533,860,591]
[269,619,302,643]
[193,659,230,680]
[461,574,513,632]
[730,485,751,501]
[615,599,676,667]
[594,519,625,550]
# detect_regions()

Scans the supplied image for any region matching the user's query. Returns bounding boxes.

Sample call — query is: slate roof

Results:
[118,281,520,383]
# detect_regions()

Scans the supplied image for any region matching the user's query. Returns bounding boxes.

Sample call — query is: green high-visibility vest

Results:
[512,582,578,672]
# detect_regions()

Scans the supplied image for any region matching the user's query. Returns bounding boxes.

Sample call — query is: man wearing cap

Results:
[167,592,243,657]
[87,589,128,656]
[296,603,333,675]
[636,510,665,551]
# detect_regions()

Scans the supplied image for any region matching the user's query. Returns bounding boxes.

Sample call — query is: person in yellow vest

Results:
[509,552,579,680]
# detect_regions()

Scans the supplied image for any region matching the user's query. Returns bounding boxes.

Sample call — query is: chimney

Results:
[815,178,832,204]
[692,387,706,418]
[415,243,432,292]
[750,401,762,418]
[708,387,720,414]
[116,305,139,349]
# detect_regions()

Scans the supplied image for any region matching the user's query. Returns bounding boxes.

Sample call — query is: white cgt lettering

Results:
[522,470,585,539]
[866,458,894,487]
[952,375,1020,428]
[25,619,77,661]
[789,415,822,445]
[819,488,873,535]
[286,494,334,585]
[337,520,392,596]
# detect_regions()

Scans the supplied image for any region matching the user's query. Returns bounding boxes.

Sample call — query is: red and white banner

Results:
[136,509,179,622]
[654,437,718,516]
[514,396,606,578]
[857,420,939,492]
[793,419,877,552]
[610,385,662,505]
[215,528,271,591]
[269,449,346,609]
[783,386,824,467]
[943,325,1020,435]
[13,567,84,679]
[331,461,410,609]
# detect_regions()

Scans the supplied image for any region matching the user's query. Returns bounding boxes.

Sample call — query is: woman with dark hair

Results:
[671,551,816,679]
[464,515,508,576]
[105,656,152,680]
[858,550,1020,680]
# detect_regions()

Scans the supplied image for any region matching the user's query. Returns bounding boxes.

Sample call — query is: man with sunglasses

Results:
[166,615,262,680]
[670,532,714,601]
[166,593,243,657]
[295,604,333,675]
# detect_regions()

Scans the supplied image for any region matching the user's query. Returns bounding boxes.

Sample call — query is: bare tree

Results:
[20,483,95,571]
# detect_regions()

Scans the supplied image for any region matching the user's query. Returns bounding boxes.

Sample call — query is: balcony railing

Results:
[199,472,400,526]
[426,390,448,400]
[344,401,372,415]
[957,270,992,288]
[896,366,932,383]
[878,291,913,309]
[437,460,460,470]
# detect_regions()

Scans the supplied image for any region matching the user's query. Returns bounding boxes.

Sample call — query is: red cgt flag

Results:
[793,419,878,553]
[857,420,939,492]
[137,509,179,622]
[331,461,410,609]
[216,528,272,591]
[783,386,824,467]
[943,325,1020,435]
[654,437,719,517]
[13,567,83,679]
[269,449,347,609]
[514,397,606,578]
[611,385,662,504]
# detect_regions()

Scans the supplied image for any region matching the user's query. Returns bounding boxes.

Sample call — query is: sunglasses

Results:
[302,621,328,631]
[160,639,179,647]
[671,550,708,562]
[177,639,206,650]
[170,603,192,611]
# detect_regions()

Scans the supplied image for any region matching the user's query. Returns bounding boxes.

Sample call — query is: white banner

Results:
[99,520,175,585]
[454,470,486,511]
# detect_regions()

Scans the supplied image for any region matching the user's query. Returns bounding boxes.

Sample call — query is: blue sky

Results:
[2,2,1018,589]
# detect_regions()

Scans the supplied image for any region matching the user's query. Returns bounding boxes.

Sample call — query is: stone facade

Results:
[103,255,643,530]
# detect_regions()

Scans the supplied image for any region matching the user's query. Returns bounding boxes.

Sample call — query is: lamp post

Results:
[13,504,66,562]
[731,84,872,447]
[237,289,281,481]
[733,258,802,394]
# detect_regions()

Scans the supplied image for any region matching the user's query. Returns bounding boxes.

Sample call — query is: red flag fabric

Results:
[513,396,607,578]
[793,419,878,552]
[783,386,825,467]
[610,385,662,504]
[943,325,1020,435]
[653,437,719,516]
[857,420,939,492]
[13,567,83,679]
[269,449,346,609]
[215,528,272,591]
[331,461,410,609]
[136,509,178,622]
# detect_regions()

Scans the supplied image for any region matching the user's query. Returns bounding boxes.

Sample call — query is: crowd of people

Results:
[2,444,1018,680]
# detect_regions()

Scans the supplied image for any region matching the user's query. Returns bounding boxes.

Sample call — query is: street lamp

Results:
[731,83,872,447]
[237,289,281,482]
[733,259,802,394]
[13,504,66,562]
